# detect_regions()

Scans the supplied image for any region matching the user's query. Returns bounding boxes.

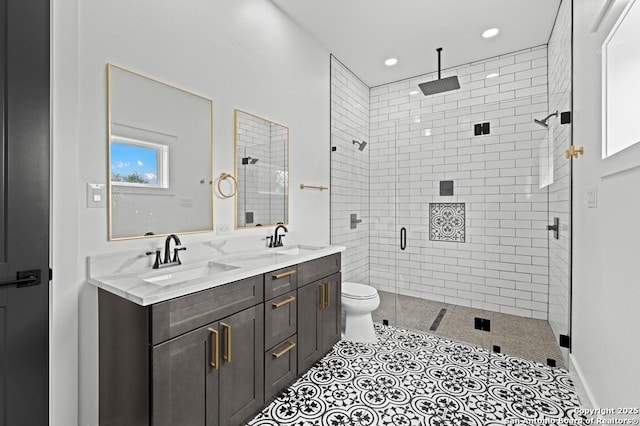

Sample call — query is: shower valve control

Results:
[350,213,362,229]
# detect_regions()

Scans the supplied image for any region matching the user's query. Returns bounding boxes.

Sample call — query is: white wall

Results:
[330,57,371,283]
[573,0,640,407]
[52,1,330,424]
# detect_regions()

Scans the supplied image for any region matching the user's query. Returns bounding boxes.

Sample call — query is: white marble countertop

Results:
[88,243,345,306]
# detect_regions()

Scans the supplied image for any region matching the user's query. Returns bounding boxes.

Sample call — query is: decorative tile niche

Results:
[429,203,466,242]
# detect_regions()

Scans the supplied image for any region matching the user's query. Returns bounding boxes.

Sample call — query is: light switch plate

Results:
[87,183,106,208]
[587,185,598,208]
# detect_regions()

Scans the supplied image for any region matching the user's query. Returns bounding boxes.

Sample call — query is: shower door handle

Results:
[400,227,407,251]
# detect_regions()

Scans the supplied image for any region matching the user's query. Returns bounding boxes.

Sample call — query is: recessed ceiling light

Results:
[486,73,499,79]
[409,90,419,96]
[385,58,398,66]
[482,28,500,38]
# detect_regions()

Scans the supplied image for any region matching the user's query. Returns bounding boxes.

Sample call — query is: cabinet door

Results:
[152,324,219,426]
[297,281,323,374]
[218,304,264,426]
[321,273,342,352]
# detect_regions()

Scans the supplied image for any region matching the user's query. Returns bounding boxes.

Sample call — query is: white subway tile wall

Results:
[269,124,288,225]
[368,46,550,319]
[330,57,371,284]
[331,45,556,320]
[237,113,273,226]
[548,0,572,344]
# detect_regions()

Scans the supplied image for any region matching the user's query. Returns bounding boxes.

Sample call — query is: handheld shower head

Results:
[352,140,367,151]
[534,111,558,128]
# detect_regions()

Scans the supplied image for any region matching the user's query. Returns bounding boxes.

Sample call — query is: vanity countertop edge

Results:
[89,244,345,306]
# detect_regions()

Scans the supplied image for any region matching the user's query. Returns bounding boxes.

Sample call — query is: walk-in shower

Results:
[534,111,558,128]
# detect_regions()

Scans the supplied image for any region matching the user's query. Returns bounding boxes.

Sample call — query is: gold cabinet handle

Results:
[272,341,296,359]
[272,270,296,280]
[221,323,231,362]
[326,282,330,308]
[272,295,296,309]
[208,328,219,369]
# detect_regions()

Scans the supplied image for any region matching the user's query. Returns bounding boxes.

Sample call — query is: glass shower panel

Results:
[368,120,398,329]
[388,97,567,368]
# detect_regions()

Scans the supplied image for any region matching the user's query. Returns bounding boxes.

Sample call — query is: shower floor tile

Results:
[247,324,586,426]
[373,290,566,368]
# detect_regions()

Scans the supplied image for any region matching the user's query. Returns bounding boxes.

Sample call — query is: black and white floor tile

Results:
[248,324,586,426]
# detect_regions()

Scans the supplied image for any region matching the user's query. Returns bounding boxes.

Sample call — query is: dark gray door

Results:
[218,305,264,426]
[0,0,50,424]
[296,282,322,373]
[321,273,341,352]
[152,323,219,426]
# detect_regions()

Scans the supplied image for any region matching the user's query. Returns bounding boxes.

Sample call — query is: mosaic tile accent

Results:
[248,324,586,426]
[429,203,466,242]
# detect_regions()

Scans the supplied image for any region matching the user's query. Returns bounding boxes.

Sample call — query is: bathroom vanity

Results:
[91,245,343,426]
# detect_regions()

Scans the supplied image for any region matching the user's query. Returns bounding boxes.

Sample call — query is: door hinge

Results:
[559,334,571,349]
[565,145,584,159]
[49,268,53,281]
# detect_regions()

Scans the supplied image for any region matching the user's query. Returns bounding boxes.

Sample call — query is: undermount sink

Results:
[275,244,326,256]
[141,261,239,286]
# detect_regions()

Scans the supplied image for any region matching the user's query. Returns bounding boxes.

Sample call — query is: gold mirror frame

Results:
[234,109,289,229]
[107,64,214,240]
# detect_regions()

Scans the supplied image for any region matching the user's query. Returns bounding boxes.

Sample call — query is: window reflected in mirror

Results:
[110,136,169,188]
[234,109,289,228]
[108,64,214,240]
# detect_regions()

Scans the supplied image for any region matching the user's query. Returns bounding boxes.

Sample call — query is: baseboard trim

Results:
[569,353,597,408]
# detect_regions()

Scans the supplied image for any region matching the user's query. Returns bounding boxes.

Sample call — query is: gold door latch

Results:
[565,145,584,159]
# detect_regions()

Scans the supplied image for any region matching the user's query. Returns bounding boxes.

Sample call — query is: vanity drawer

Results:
[265,335,297,402]
[151,275,263,345]
[265,290,297,349]
[297,253,341,287]
[264,266,298,300]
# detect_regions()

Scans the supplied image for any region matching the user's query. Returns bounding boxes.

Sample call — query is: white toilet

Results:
[341,281,380,343]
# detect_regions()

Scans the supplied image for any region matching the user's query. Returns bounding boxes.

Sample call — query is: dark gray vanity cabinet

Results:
[152,304,264,426]
[296,254,342,374]
[99,275,264,426]
[98,252,341,425]
[152,323,219,426]
[217,304,265,425]
[263,266,298,401]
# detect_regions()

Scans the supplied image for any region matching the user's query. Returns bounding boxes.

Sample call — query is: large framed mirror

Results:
[234,109,289,228]
[107,64,214,240]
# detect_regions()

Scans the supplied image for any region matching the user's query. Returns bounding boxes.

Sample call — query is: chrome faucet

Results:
[146,234,187,269]
[270,224,288,248]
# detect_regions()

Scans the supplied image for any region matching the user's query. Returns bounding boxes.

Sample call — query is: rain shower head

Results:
[352,140,367,151]
[418,48,461,96]
[242,156,259,165]
[534,111,558,128]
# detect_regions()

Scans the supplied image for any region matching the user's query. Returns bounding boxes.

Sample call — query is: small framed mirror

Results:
[234,109,289,228]
[108,64,214,240]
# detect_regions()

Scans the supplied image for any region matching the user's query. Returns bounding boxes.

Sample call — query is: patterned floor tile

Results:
[247,324,586,426]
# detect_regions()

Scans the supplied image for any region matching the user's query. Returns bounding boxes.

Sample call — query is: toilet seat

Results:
[342,282,378,300]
